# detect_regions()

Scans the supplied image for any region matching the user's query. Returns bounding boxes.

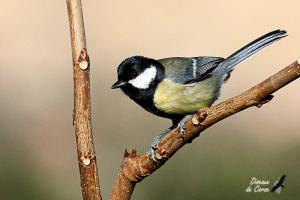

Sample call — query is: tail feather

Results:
[217,29,287,74]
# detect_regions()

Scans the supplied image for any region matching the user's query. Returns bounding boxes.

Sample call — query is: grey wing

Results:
[159,56,225,84]
[187,56,225,83]
[169,56,224,84]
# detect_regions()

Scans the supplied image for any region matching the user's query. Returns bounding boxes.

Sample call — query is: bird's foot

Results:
[177,115,193,137]
[148,127,172,162]
[149,135,161,162]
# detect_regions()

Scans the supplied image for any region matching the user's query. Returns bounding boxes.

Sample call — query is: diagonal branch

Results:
[66,0,102,200]
[109,59,300,200]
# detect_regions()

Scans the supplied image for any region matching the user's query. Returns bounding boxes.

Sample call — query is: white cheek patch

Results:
[129,66,157,89]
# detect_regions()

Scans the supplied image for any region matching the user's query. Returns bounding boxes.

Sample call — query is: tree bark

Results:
[109,60,300,200]
[66,1,102,200]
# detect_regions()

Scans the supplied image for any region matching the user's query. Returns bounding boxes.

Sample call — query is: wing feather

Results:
[159,57,224,84]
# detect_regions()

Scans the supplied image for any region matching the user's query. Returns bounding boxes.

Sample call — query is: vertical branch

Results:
[66,1,102,200]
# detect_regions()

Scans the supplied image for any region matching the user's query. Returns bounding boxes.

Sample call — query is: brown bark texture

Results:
[109,60,300,200]
[66,1,102,200]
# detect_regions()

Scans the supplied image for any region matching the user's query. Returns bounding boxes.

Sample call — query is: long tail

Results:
[217,29,287,74]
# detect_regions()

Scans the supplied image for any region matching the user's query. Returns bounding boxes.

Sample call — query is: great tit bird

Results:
[111,29,287,161]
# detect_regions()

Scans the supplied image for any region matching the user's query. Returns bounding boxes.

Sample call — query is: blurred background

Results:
[0,0,300,199]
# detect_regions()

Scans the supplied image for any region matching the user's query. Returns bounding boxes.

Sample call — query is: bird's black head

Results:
[111,56,164,90]
[111,56,164,111]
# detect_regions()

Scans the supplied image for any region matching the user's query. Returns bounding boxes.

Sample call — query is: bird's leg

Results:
[149,121,177,162]
[178,111,208,142]
[177,115,193,137]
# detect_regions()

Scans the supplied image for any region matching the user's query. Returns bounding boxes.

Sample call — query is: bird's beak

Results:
[111,80,126,89]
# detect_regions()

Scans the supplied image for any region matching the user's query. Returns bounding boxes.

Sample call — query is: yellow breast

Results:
[153,79,220,115]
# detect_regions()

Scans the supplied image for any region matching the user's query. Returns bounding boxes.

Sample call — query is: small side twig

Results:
[110,60,300,200]
[66,1,102,200]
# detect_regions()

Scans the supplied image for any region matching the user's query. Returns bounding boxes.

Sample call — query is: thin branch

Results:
[66,1,102,200]
[110,59,300,200]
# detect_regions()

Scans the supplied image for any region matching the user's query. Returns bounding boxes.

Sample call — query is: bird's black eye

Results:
[130,70,138,78]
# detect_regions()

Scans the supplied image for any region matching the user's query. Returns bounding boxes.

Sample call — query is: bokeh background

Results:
[1,0,300,199]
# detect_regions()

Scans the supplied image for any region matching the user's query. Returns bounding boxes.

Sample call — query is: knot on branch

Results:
[122,148,155,182]
[77,48,90,70]
[256,94,274,108]
[80,154,96,167]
